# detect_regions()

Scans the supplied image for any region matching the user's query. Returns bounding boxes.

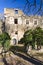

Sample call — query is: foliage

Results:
[4,40,10,51]
[20,30,33,49]
[20,27,43,49]
[0,32,11,52]
[24,30,33,45]
[33,27,43,45]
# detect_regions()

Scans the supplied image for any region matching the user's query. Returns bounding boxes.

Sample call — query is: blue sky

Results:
[0,0,25,13]
[0,0,43,15]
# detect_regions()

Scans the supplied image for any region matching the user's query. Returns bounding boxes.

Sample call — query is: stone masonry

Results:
[4,8,43,45]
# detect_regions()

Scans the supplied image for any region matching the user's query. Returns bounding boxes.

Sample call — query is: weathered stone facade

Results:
[0,19,4,34]
[4,8,43,45]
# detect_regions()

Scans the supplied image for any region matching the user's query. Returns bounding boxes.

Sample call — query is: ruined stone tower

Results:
[4,8,43,45]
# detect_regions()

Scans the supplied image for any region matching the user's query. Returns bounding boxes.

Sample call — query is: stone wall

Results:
[0,20,3,34]
[4,8,43,45]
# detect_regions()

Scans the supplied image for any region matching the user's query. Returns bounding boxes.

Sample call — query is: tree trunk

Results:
[37,45,41,50]
[37,45,39,50]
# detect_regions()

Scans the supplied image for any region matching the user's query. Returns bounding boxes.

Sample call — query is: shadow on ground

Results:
[10,46,43,65]
[13,52,43,65]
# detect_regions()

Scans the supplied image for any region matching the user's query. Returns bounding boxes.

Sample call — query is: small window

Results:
[15,31,18,34]
[26,20,29,24]
[34,21,37,25]
[14,19,18,24]
[15,10,18,14]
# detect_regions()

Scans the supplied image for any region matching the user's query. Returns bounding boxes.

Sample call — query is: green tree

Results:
[0,32,11,56]
[22,30,33,52]
[20,27,43,51]
[32,27,43,50]
[24,30,32,44]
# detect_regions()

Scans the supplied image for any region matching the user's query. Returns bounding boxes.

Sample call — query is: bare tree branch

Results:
[12,0,43,15]
[24,0,43,15]
[34,0,42,14]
